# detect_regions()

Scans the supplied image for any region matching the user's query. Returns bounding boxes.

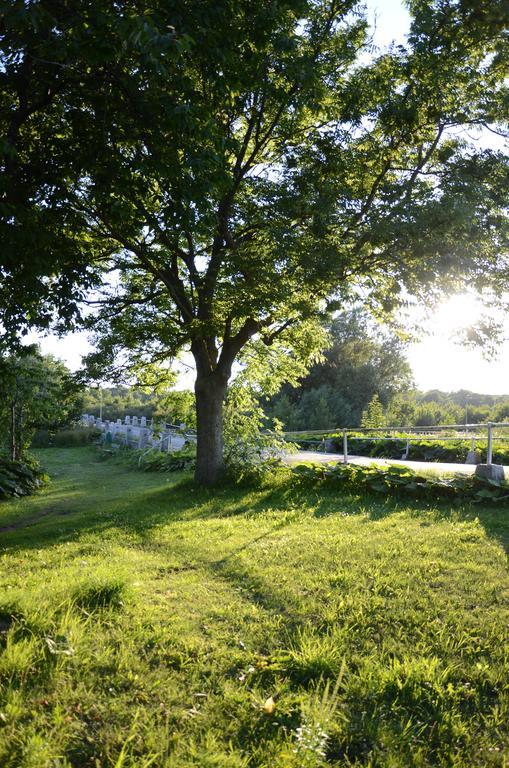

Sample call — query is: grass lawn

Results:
[0,448,508,767]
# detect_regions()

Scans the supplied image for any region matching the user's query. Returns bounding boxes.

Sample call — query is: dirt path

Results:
[0,506,76,533]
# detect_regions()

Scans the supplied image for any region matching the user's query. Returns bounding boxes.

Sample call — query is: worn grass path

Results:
[0,448,508,767]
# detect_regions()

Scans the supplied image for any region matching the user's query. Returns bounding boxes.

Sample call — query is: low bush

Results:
[293,461,509,504]
[31,426,101,448]
[136,447,196,472]
[347,437,473,462]
[0,454,48,499]
[98,445,197,472]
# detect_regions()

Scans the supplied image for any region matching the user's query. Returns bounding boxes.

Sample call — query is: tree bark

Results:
[10,403,16,462]
[194,373,228,486]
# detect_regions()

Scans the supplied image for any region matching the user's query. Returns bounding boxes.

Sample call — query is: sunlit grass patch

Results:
[0,447,507,767]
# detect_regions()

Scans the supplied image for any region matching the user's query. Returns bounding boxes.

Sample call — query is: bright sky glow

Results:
[366,0,411,47]
[25,329,94,371]
[23,2,509,396]
[406,294,509,395]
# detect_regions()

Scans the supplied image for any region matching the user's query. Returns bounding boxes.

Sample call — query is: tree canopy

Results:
[265,310,413,430]
[0,347,83,460]
[2,0,509,482]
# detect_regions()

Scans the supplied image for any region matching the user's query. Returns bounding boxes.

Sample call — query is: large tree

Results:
[266,310,413,430]
[1,0,509,483]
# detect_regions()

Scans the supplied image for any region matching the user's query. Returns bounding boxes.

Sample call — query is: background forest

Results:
[82,311,509,431]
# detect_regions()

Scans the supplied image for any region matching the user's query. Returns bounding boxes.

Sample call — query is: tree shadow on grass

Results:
[0,468,300,555]
[2,451,508,562]
[208,556,297,622]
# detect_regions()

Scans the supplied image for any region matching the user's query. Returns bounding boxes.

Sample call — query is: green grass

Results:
[0,448,508,767]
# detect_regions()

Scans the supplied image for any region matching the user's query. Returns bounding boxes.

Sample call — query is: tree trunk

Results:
[17,405,23,461]
[10,402,16,462]
[194,374,227,486]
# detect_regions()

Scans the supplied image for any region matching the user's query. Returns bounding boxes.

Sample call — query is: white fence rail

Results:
[283,422,509,469]
[82,414,197,452]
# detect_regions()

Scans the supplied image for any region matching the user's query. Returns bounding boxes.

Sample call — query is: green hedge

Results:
[32,427,101,448]
[0,455,48,499]
[292,461,509,504]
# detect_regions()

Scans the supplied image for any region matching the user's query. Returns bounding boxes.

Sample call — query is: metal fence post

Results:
[343,430,348,464]
[487,422,493,466]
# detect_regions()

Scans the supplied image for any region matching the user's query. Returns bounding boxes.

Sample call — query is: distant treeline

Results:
[263,311,509,430]
[384,390,509,428]
[84,383,509,436]
[83,387,196,428]
[84,311,509,431]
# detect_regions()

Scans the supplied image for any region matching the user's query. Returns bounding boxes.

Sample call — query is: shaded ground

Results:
[0,447,508,767]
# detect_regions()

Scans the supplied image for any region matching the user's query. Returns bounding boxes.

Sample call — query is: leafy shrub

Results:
[32,426,101,448]
[0,454,48,499]
[292,461,509,504]
[224,384,295,481]
[98,445,197,472]
[134,446,196,472]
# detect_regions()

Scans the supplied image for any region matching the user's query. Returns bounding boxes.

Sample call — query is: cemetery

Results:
[81,413,196,453]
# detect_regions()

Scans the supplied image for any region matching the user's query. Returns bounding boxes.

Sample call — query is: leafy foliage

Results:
[31,426,101,449]
[387,389,509,427]
[360,394,386,430]
[2,1,509,483]
[0,348,83,460]
[223,383,293,480]
[277,381,509,434]
[265,310,412,430]
[293,460,509,503]
[0,455,47,499]
[105,446,197,473]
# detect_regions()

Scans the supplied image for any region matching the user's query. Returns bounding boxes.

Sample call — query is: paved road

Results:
[285,451,507,477]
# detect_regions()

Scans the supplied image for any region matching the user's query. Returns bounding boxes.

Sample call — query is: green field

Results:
[0,448,508,767]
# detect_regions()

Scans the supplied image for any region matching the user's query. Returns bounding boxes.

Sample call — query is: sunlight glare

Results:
[406,293,509,394]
